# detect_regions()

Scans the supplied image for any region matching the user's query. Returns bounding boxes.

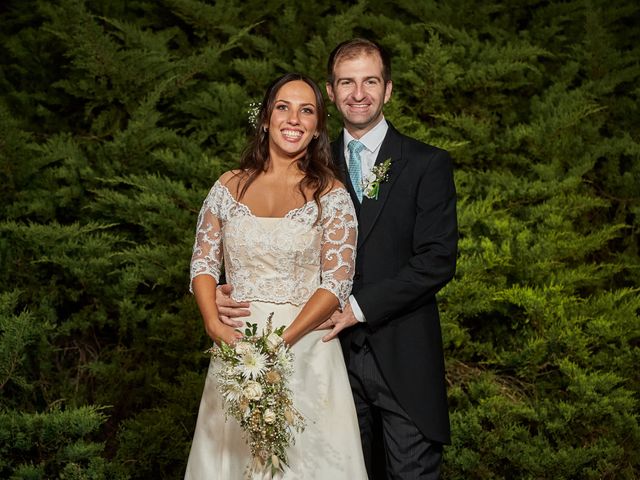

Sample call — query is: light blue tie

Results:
[348,140,365,202]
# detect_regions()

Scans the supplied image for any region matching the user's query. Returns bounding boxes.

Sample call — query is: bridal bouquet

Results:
[207,313,305,477]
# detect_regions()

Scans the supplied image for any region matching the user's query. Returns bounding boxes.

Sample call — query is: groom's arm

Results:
[355,148,458,329]
[323,147,457,341]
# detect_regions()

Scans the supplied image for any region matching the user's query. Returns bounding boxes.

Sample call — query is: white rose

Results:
[363,171,376,185]
[363,174,377,196]
[263,409,276,424]
[243,381,263,401]
[234,341,254,356]
[265,332,283,351]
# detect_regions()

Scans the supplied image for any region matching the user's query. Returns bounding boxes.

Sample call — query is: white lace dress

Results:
[185,180,368,479]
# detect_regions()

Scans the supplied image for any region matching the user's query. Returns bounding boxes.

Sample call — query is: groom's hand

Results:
[320,302,359,342]
[216,284,250,328]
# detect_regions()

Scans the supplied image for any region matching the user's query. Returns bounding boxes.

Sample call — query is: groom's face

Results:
[327,52,392,138]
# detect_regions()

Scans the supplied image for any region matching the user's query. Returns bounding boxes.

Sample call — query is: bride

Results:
[185,73,368,479]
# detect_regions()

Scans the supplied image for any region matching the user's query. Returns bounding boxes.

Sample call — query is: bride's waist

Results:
[235,300,304,329]
[228,282,317,306]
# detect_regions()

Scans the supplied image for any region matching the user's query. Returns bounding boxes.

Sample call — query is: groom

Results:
[217,39,457,479]
[318,38,458,479]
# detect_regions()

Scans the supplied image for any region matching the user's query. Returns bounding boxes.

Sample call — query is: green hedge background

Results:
[1,0,639,478]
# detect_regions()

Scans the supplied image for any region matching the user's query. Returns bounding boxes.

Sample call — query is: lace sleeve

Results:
[189,181,225,292]
[318,188,358,308]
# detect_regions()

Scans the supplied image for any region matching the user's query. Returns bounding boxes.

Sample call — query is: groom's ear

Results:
[383,80,393,104]
[326,82,335,102]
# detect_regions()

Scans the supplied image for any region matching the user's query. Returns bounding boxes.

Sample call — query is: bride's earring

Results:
[313,132,319,139]
[263,126,268,133]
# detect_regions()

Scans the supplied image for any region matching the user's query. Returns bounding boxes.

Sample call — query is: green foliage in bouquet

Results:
[0,0,638,478]
[208,314,305,477]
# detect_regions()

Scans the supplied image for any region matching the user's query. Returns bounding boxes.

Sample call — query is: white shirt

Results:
[343,117,389,184]
[342,117,389,323]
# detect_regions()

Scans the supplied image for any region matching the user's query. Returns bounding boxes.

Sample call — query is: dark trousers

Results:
[348,342,443,480]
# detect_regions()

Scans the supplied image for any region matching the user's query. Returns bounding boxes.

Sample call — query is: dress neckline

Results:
[216,181,342,219]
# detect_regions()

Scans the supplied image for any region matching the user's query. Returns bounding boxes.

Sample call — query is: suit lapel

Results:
[357,125,406,249]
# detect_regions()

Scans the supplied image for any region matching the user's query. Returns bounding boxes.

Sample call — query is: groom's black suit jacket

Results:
[332,122,457,445]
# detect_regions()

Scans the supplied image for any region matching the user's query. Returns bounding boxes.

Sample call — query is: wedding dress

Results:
[185,180,368,479]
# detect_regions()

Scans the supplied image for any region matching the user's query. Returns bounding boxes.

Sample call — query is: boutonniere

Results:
[363,158,392,200]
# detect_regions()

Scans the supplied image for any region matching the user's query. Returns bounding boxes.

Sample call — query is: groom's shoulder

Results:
[393,128,450,162]
[391,128,454,179]
[387,122,447,155]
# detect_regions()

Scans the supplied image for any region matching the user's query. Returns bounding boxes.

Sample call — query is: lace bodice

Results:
[190,181,357,307]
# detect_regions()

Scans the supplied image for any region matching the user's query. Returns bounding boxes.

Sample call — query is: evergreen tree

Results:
[1,0,638,478]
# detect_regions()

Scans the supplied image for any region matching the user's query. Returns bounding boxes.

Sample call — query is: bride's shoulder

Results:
[213,169,251,196]
[217,169,245,188]
[320,181,353,211]
[322,179,348,197]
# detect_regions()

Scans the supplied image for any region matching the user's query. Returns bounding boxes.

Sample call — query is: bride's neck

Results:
[266,154,304,177]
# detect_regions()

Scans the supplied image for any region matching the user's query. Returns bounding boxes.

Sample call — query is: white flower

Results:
[206,313,305,476]
[276,349,293,375]
[265,332,283,351]
[234,341,255,356]
[263,409,276,424]
[221,378,244,403]
[363,171,376,185]
[363,183,376,198]
[238,350,268,379]
[243,380,263,401]
[247,101,261,128]
[362,158,392,200]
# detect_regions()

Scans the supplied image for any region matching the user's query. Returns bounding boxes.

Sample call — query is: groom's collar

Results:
[342,117,389,153]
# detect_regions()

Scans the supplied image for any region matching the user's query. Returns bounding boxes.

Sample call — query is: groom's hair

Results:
[327,38,392,85]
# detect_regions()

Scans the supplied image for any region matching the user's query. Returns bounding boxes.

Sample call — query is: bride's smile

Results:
[267,80,319,161]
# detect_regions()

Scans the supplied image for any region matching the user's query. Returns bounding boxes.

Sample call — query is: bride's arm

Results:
[191,182,243,345]
[192,276,241,345]
[281,290,340,346]
[282,189,358,345]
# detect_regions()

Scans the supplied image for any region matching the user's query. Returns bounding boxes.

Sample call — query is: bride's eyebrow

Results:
[275,99,317,108]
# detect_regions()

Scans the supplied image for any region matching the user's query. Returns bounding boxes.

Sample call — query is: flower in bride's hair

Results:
[247,101,261,128]
[238,350,268,379]
[243,380,263,401]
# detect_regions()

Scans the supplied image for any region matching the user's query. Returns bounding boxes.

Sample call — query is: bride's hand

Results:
[205,320,243,346]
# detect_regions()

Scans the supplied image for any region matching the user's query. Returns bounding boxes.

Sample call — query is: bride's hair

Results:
[237,73,338,220]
